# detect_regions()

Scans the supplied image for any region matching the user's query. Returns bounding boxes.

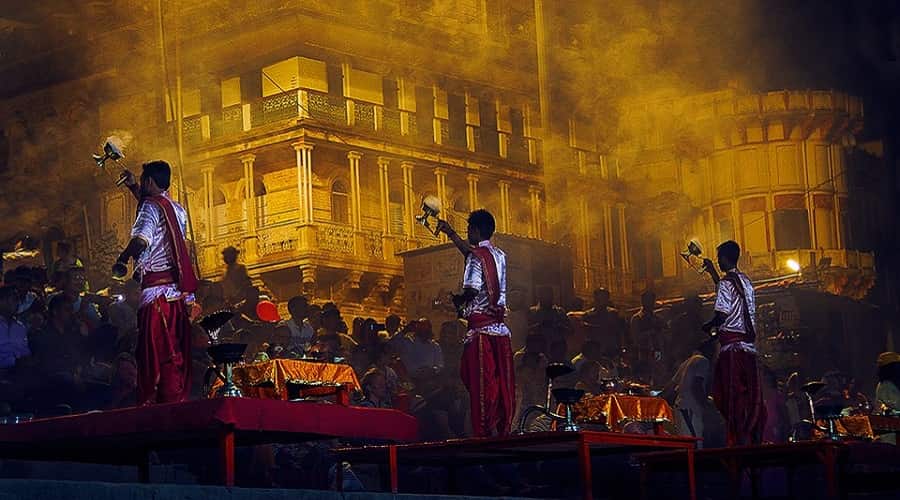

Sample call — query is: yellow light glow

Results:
[786,259,801,273]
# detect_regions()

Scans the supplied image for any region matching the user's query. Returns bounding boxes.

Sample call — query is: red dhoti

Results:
[712,348,766,446]
[460,333,515,437]
[136,296,192,406]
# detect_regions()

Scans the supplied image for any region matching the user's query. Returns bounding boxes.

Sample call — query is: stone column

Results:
[434,167,448,215]
[602,203,614,269]
[498,180,511,234]
[467,174,480,212]
[347,151,362,230]
[240,153,258,259]
[240,154,257,234]
[377,157,391,235]
[401,161,415,237]
[528,185,542,239]
[578,195,591,291]
[201,166,215,242]
[292,142,314,224]
[617,204,630,272]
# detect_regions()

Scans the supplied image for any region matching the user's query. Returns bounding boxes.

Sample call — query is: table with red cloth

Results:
[209,358,361,404]
[561,393,676,433]
[814,414,900,440]
[0,398,417,487]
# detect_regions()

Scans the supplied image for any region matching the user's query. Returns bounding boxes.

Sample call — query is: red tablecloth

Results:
[209,358,362,400]
[0,398,418,444]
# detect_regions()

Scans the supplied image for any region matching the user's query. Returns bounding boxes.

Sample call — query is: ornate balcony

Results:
[197,216,419,278]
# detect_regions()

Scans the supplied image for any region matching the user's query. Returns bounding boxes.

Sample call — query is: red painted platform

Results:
[0,398,418,486]
[334,430,699,500]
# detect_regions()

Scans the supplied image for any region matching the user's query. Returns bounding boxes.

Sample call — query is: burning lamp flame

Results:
[415,195,442,236]
[93,137,124,169]
[786,259,801,273]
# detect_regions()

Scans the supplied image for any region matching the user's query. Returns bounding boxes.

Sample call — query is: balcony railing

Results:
[183,89,539,167]
[197,216,433,277]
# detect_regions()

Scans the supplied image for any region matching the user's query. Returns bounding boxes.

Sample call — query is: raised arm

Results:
[435,219,472,257]
[702,258,721,285]
[118,169,141,201]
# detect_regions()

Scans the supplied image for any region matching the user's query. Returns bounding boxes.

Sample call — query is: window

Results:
[774,194,810,250]
[717,218,734,242]
[330,180,350,224]
[774,210,811,250]
[447,93,467,149]
[415,86,435,142]
[478,98,499,155]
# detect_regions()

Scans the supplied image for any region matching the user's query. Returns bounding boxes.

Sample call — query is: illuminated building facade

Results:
[97,1,562,318]
[616,88,880,299]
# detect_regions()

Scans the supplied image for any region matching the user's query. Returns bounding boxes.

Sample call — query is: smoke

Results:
[0,0,809,265]
[538,0,758,247]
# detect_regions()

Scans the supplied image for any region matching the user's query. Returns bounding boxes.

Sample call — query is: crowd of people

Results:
[0,241,895,453]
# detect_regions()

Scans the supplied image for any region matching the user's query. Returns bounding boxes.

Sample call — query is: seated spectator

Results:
[514,334,548,367]
[665,340,716,446]
[221,246,252,305]
[438,320,466,379]
[52,267,101,333]
[316,308,357,353]
[527,286,571,347]
[269,322,292,357]
[571,340,604,371]
[372,341,401,396]
[761,366,788,443]
[547,339,568,364]
[0,286,29,371]
[307,304,323,332]
[358,368,392,408]
[108,279,140,338]
[389,319,443,383]
[30,294,81,371]
[49,241,84,282]
[514,349,549,425]
[282,296,314,353]
[308,334,344,363]
[385,314,402,339]
[8,267,41,322]
[574,360,604,394]
[112,333,138,408]
[82,324,119,410]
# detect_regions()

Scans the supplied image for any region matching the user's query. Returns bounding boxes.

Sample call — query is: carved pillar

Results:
[240,154,258,259]
[240,154,257,234]
[300,265,317,297]
[202,166,215,242]
[617,203,630,273]
[577,195,591,292]
[292,141,314,224]
[528,185,542,239]
[401,161,415,237]
[377,157,391,235]
[498,180,511,234]
[467,174,479,212]
[434,167,448,213]
[348,151,362,230]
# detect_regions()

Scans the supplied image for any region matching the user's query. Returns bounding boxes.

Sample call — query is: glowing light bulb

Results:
[786,259,801,273]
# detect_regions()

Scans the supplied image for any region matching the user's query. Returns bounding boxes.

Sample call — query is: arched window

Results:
[331,180,350,224]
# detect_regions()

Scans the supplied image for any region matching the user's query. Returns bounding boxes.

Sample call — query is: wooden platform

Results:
[334,430,699,500]
[0,398,418,486]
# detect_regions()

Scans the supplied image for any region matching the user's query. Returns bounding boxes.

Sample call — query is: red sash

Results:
[466,245,505,330]
[143,195,198,293]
